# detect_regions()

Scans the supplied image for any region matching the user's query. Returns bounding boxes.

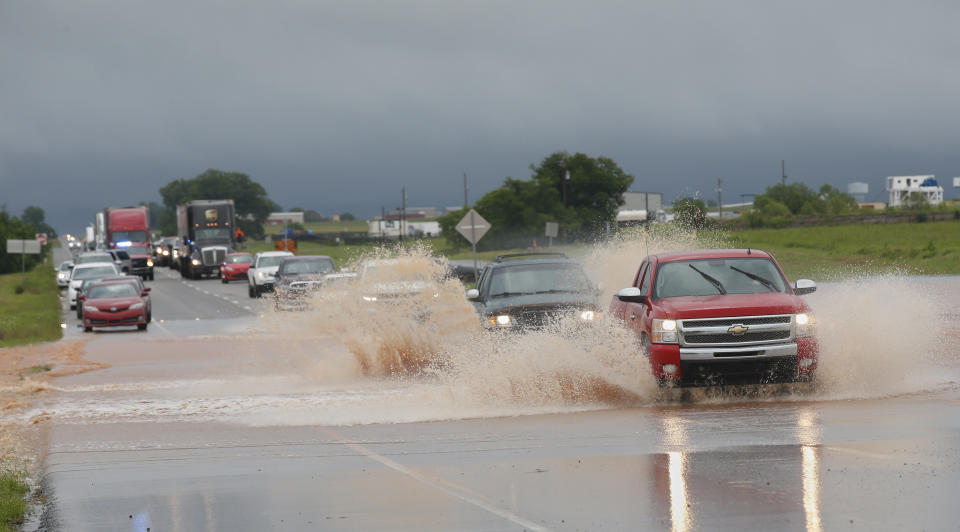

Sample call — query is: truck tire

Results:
[137,323,147,331]
[84,326,92,333]
[221,276,228,284]
[248,284,256,298]
[148,272,154,281]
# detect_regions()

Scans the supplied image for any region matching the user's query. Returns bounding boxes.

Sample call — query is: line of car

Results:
[68,238,822,388]
[58,250,152,333]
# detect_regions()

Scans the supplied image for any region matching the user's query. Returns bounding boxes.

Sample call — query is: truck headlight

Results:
[795,313,814,338]
[147,259,154,267]
[489,315,511,326]
[652,318,678,344]
[191,259,200,266]
[579,310,596,321]
[362,295,377,302]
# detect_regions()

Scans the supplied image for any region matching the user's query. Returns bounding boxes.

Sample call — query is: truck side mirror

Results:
[616,287,646,303]
[794,279,817,295]
[466,289,480,300]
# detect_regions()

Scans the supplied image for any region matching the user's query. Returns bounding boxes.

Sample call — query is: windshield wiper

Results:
[490,291,534,298]
[533,289,580,294]
[729,266,778,292]
[688,264,726,295]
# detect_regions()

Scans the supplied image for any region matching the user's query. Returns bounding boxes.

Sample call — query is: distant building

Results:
[847,182,869,203]
[617,192,664,223]
[886,175,943,207]
[266,212,305,225]
[368,219,441,238]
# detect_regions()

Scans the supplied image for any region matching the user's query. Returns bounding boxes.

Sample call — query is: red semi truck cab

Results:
[609,249,818,387]
[104,206,155,281]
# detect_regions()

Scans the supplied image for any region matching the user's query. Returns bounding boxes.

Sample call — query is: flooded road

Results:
[30,248,960,530]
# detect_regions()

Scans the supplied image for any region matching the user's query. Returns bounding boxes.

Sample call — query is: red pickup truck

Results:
[609,249,818,387]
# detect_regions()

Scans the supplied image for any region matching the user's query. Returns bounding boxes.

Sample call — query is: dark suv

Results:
[467,253,599,330]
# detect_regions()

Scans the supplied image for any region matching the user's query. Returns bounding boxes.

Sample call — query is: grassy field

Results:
[263,220,368,235]
[0,257,62,348]
[727,220,960,279]
[240,219,960,280]
[0,470,28,532]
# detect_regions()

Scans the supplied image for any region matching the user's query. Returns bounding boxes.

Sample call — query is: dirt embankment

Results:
[0,339,105,473]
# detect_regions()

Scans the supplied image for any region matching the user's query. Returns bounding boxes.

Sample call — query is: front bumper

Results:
[222,269,248,280]
[83,308,146,328]
[649,337,818,386]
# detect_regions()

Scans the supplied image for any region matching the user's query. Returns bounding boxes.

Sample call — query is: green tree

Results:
[339,212,357,221]
[762,182,825,215]
[20,206,56,237]
[672,197,708,229]
[157,169,281,239]
[530,152,634,236]
[0,212,46,273]
[818,184,859,215]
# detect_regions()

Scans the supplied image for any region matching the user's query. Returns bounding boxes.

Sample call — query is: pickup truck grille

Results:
[679,314,794,347]
[131,258,147,268]
[201,247,227,266]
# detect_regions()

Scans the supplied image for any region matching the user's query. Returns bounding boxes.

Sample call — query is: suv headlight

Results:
[489,314,512,327]
[795,313,814,338]
[652,318,678,344]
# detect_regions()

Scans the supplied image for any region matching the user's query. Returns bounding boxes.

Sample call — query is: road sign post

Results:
[455,209,491,282]
[545,222,559,247]
[6,239,42,289]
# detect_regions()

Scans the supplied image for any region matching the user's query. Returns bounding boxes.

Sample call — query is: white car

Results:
[247,251,294,298]
[67,262,120,310]
[56,260,74,289]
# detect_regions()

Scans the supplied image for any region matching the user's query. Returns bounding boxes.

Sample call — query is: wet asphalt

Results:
[38,244,960,531]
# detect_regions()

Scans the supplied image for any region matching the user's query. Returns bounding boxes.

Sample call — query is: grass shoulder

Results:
[0,470,28,532]
[0,257,62,348]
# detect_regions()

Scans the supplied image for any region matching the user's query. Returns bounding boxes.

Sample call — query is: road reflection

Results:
[654,406,824,532]
[668,451,691,532]
[797,407,822,532]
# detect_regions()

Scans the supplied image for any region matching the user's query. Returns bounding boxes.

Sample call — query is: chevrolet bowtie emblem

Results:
[728,324,749,335]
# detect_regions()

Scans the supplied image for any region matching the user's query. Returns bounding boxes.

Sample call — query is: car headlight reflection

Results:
[795,313,814,337]
[362,295,378,302]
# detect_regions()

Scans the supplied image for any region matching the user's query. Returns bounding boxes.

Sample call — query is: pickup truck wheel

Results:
[248,284,256,298]
[83,326,92,333]
[221,277,228,284]
[137,323,148,331]
[640,334,651,357]
[148,273,154,281]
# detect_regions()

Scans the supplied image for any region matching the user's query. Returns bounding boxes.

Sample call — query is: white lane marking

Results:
[152,320,175,337]
[243,306,252,310]
[325,430,551,532]
[821,445,893,460]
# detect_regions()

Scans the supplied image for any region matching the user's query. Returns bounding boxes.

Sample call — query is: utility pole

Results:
[781,160,787,187]
[463,173,468,210]
[717,178,723,220]
[380,205,385,239]
[400,187,407,242]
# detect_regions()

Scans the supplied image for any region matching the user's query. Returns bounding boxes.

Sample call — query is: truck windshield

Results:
[488,263,592,298]
[195,228,231,240]
[281,260,334,275]
[111,231,147,243]
[257,255,290,268]
[654,258,788,298]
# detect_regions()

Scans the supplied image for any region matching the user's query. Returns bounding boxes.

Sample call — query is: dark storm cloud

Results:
[2,1,960,231]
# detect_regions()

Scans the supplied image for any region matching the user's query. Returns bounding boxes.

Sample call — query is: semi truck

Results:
[176,199,237,280]
[103,206,154,280]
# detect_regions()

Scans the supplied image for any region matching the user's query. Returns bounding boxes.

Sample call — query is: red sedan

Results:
[221,252,253,283]
[82,281,149,332]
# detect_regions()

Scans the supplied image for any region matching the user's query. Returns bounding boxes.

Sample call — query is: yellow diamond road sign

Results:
[455,209,491,245]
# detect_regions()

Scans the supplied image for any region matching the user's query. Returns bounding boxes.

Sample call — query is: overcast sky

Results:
[3,1,960,232]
